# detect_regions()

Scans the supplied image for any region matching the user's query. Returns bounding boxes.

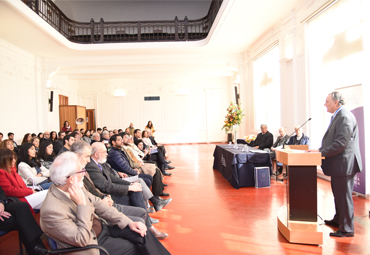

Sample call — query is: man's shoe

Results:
[165,160,172,164]
[330,230,354,237]
[159,192,170,197]
[163,183,168,186]
[163,171,172,176]
[324,219,339,227]
[149,226,169,240]
[154,198,172,212]
[150,217,159,224]
[147,207,155,213]
[165,165,175,170]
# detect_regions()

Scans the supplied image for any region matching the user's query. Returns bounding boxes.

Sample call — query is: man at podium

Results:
[309,91,362,238]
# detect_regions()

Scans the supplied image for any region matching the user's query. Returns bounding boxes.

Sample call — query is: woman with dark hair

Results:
[61,121,72,132]
[50,131,58,143]
[17,144,51,190]
[30,137,40,153]
[145,120,155,135]
[0,139,14,151]
[37,133,43,139]
[82,130,91,144]
[36,141,55,170]
[21,133,31,145]
[31,133,36,138]
[0,148,48,214]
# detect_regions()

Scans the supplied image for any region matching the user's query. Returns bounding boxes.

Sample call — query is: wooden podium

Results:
[276,148,323,245]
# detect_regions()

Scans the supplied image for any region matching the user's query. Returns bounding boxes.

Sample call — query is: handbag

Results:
[25,177,44,191]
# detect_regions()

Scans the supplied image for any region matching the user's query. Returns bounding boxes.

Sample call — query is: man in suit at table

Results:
[309,91,362,237]
[248,124,273,150]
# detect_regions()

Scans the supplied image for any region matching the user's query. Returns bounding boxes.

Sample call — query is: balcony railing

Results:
[22,0,223,44]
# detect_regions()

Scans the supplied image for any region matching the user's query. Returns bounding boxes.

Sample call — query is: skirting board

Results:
[277,205,323,245]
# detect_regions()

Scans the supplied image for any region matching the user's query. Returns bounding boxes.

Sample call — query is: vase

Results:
[233,125,239,146]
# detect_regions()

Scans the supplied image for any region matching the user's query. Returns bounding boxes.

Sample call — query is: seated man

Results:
[40,152,171,255]
[107,135,153,189]
[91,132,101,145]
[287,126,310,146]
[58,134,74,155]
[270,127,289,176]
[0,186,48,255]
[71,141,168,239]
[101,131,111,150]
[53,131,65,155]
[248,124,273,150]
[87,142,171,212]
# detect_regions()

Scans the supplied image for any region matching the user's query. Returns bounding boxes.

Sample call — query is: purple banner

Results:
[352,107,366,195]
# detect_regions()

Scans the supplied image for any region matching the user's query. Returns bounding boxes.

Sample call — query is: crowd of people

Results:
[0,121,173,255]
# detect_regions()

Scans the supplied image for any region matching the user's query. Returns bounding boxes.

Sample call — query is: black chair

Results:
[45,234,109,255]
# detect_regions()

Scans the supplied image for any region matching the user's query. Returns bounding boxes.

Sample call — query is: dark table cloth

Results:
[213,144,272,189]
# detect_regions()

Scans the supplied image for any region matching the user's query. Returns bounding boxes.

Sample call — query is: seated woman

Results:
[0,139,14,151]
[37,141,55,170]
[0,148,48,213]
[141,130,157,149]
[37,133,43,140]
[17,143,52,190]
[82,130,92,144]
[50,131,58,144]
[21,133,31,145]
[30,137,40,153]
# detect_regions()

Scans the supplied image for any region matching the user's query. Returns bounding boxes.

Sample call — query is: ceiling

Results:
[0,0,303,80]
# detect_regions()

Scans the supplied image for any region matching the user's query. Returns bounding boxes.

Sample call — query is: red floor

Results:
[1,143,369,255]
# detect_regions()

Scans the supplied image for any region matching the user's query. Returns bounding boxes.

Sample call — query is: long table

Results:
[213,144,272,189]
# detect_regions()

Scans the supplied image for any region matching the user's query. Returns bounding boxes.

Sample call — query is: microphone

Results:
[283,118,312,149]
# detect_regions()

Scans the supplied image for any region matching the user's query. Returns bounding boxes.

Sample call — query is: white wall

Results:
[78,76,231,143]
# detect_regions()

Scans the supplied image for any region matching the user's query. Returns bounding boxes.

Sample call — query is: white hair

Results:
[91,142,105,156]
[50,152,80,186]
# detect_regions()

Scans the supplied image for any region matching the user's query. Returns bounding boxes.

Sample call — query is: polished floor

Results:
[1,143,370,255]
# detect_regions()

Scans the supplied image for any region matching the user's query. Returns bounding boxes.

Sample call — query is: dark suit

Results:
[250,131,273,149]
[0,186,44,252]
[84,160,146,210]
[320,107,362,232]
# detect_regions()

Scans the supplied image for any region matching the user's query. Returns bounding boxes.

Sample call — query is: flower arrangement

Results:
[244,134,257,143]
[221,102,245,133]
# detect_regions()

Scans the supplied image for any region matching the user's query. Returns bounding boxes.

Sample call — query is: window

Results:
[307,0,364,148]
[253,45,281,131]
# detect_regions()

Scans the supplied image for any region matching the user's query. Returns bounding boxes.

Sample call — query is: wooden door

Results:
[86,109,96,131]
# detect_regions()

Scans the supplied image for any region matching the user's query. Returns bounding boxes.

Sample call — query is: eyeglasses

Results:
[67,168,86,179]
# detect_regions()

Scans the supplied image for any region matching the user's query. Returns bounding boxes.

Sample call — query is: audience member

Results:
[37,141,55,169]
[40,152,171,255]
[287,126,310,146]
[61,121,72,132]
[88,142,171,212]
[248,124,273,150]
[270,127,289,177]
[107,135,153,189]
[50,131,58,143]
[101,130,111,149]
[91,132,101,144]
[41,131,50,143]
[58,134,74,155]
[113,129,118,135]
[53,131,65,155]
[0,132,3,142]
[145,121,155,136]
[70,141,162,228]
[7,132,19,154]
[31,133,36,138]
[71,131,81,141]
[0,148,48,214]
[17,144,52,190]
[127,123,135,137]
[82,130,92,144]
[21,133,31,145]
[30,137,40,153]
[37,133,44,140]
[97,128,103,135]
[0,185,48,255]
[0,139,14,151]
